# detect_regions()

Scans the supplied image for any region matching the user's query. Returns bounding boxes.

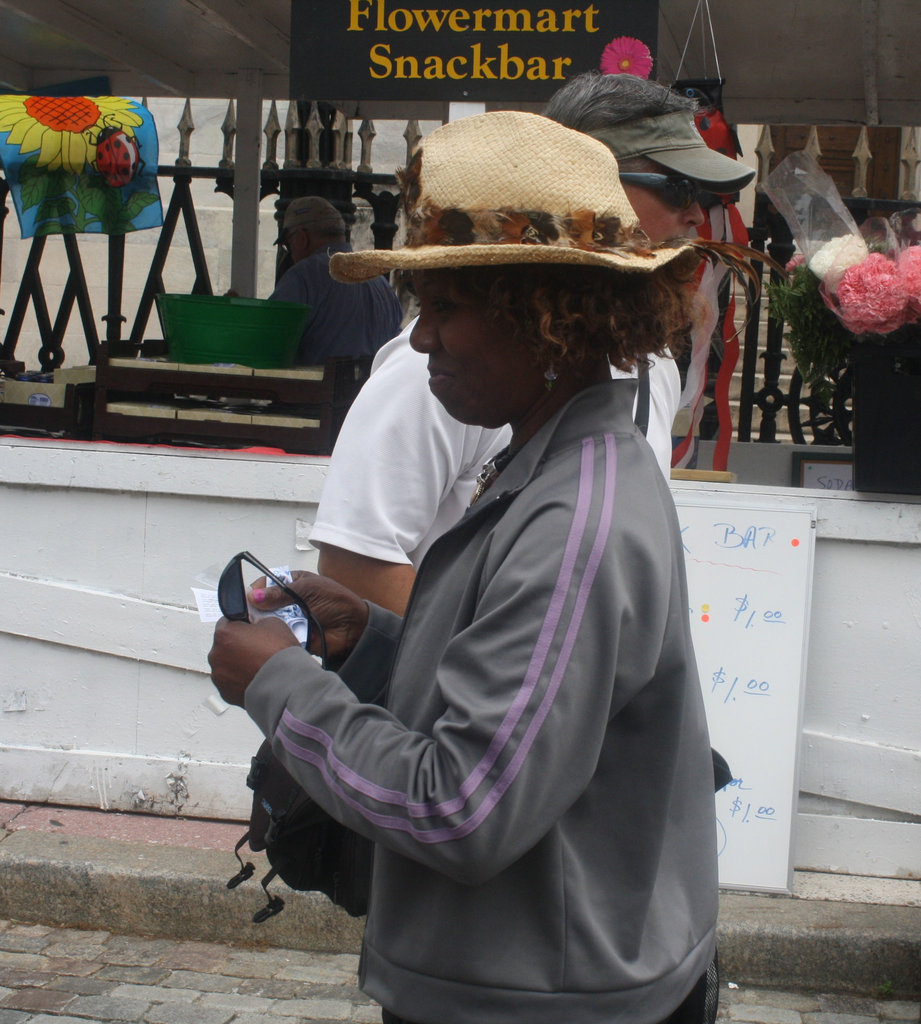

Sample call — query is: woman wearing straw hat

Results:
[210,110,734,1024]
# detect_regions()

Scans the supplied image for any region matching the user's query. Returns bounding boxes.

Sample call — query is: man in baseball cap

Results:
[277,195,346,241]
[269,195,402,365]
[544,72,754,245]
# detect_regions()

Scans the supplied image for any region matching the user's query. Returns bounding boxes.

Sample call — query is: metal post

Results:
[230,69,264,298]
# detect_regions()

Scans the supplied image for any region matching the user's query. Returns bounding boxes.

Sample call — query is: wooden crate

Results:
[92,342,370,454]
[0,365,95,439]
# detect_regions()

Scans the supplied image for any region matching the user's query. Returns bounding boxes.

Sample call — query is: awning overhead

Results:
[0,0,918,125]
[0,0,291,99]
[658,0,921,125]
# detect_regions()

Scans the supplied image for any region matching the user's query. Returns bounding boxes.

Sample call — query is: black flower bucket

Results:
[850,330,921,495]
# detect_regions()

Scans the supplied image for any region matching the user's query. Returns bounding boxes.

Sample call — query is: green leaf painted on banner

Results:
[36,195,76,222]
[18,156,81,216]
[90,186,159,234]
[99,184,129,233]
[120,189,158,223]
[34,220,78,236]
[44,167,78,200]
[75,175,111,219]
[18,158,50,210]
[14,156,158,235]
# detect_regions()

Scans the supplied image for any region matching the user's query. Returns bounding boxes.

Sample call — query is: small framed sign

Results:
[791,452,854,491]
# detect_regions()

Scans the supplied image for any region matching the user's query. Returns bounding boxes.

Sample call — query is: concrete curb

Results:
[716,891,921,999]
[0,831,363,954]
[0,829,918,1000]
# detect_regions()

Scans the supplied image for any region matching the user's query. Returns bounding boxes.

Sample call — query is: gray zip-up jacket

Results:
[245,379,718,1024]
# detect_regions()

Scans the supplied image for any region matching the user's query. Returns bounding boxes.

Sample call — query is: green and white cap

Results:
[591,110,755,193]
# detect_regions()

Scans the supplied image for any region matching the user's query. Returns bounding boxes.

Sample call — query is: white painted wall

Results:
[0,439,326,818]
[1,440,919,883]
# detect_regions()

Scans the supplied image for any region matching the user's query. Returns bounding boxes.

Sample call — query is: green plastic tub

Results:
[155,293,310,369]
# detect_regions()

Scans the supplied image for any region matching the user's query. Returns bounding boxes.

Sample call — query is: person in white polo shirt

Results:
[310,72,754,615]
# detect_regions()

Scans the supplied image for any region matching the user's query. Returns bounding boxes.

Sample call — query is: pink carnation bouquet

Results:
[766,152,921,341]
[805,224,921,337]
[833,251,911,335]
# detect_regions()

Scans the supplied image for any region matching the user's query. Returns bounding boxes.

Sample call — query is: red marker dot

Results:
[791,538,800,547]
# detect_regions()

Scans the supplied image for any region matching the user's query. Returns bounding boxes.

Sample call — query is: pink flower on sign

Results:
[600,37,653,79]
[835,252,910,335]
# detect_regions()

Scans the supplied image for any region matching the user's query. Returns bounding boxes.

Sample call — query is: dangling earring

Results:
[544,363,558,391]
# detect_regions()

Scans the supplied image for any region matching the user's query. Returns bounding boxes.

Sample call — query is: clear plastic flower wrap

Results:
[764,152,863,266]
[766,152,921,341]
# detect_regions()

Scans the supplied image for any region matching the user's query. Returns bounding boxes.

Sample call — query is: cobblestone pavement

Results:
[0,919,918,1024]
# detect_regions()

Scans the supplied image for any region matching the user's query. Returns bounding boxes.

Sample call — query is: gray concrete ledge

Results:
[0,830,363,955]
[1,829,918,1000]
[717,890,920,1000]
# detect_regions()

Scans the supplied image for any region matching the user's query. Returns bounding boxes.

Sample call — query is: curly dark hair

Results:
[401,259,698,374]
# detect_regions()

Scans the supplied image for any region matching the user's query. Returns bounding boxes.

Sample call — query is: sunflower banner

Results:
[0,95,162,237]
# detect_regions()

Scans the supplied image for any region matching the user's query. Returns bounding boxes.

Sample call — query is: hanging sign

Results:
[291,0,659,104]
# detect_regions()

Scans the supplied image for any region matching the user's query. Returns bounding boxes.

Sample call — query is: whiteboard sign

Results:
[674,493,816,893]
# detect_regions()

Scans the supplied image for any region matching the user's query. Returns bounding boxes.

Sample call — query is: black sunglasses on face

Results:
[618,173,704,211]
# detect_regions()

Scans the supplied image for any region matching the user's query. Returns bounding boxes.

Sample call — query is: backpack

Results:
[227,739,373,922]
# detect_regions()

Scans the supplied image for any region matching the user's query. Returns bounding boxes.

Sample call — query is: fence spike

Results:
[219,99,236,170]
[754,125,774,192]
[851,126,872,198]
[329,109,347,168]
[283,101,301,169]
[358,119,376,174]
[305,102,323,169]
[176,98,195,167]
[803,126,823,162]
[899,127,920,201]
[263,100,281,171]
[403,119,422,165]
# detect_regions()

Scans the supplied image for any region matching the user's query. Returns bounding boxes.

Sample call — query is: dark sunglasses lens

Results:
[217,557,249,621]
[664,178,699,210]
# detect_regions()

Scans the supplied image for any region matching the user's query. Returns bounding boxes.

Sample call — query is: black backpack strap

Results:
[252,864,285,923]
[226,832,255,889]
[634,361,651,437]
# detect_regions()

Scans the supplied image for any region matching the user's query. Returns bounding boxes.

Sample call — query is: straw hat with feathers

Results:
[330,110,702,284]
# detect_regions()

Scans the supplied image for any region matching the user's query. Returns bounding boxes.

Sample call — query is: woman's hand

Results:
[208,571,369,707]
[209,615,299,707]
[251,570,369,661]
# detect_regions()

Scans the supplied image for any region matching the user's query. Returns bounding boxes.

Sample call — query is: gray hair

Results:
[544,72,695,135]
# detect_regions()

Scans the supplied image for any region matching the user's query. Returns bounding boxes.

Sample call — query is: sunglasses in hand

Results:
[217,550,307,619]
[217,551,326,661]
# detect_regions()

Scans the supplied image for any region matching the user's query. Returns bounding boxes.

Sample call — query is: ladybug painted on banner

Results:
[95,127,142,187]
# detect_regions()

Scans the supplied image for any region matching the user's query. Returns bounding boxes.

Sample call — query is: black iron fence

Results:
[2,104,919,449]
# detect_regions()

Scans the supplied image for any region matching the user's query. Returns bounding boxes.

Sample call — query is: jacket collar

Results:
[466,377,639,516]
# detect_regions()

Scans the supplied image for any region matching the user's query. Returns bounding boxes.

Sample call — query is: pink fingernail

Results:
[252,588,266,603]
